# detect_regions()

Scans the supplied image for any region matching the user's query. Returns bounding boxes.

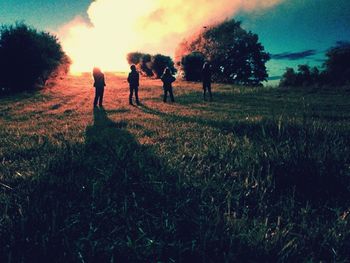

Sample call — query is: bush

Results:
[126,52,144,65]
[126,52,176,78]
[127,52,153,76]
[0,23,67,93]
[181,52,205,81]
[140,54,153,77]
[151,54,176,78]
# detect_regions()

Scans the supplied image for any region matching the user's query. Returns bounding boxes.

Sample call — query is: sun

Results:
[59,0,155,74]
[60,20,130,74]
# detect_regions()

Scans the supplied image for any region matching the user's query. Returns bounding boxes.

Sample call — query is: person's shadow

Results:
[85,107,140,171]
[84,106,173,189]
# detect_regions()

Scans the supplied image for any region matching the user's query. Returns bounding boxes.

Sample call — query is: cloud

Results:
[58,0,285,72]
[271,49,317,60]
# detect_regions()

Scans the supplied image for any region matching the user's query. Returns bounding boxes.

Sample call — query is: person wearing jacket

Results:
[127,65,140,105]
[160,67,176,103]
[202,62,212,101]
[92,67,106,107]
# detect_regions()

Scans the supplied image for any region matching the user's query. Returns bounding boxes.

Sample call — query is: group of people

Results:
[92,62,212,108]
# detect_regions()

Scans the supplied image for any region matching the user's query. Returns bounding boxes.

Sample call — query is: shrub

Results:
[126,52,144,65]
[151,54,176,78]
[0,23,67,93]
[126,52,176,78]
[181,52,205,81]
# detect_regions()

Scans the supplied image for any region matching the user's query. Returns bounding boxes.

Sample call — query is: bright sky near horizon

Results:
[1,0,349,83]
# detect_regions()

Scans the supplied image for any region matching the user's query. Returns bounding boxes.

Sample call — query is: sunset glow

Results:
[58,0,284,74]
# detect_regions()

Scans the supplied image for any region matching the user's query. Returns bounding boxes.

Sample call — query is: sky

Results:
[1,0,349,83]
[235,0,350,82]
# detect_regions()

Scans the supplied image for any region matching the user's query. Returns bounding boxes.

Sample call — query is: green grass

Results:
[0,75,350,262]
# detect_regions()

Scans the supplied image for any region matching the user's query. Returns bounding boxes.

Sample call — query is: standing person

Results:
[161,67,176,103]
[202,62,212,101]
[92,67,106,107]
[127,65,140,105]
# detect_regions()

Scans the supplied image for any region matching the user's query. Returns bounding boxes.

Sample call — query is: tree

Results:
[151,54,176,78]
[310,66,320,85]
[297,65,312,86]
[279,68,297,87]
[323,41,350,85]
[279,42,350,88]
[140,53,153,77]
[126,52,144,65]
[279,65,320,87]
[181,52,205,81]
[126,52,153,76]
[176,19,270,85]
[126,52,176,78]
[0,23,68,93]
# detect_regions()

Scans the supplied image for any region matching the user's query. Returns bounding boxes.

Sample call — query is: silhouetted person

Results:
[161,67,175,103]
[202,62,212,101]
[92,67,106,107]
[127,65,140,105]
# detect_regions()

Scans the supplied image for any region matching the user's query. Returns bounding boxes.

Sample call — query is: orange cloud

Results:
[58,0,284,73]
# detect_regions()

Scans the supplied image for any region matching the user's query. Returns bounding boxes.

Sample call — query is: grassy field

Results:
[0,73,350,262]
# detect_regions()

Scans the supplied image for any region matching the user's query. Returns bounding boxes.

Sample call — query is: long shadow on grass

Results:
[0,108,165,261]
[2,107,258,263]
[3,106,350,262]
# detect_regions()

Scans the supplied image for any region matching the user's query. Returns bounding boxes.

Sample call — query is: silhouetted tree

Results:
[298,65,312,86]
[279,68,297,87]
[176,19,270,85]
[323,41,350,85]
[0,23,67,93]
[279,65,320,87]
[126,52,144,65]
[280,42,350,88]
[49,54,71,80]
[151,54,176,79]
[126,52,153,77]
[181,52,205,81]
[310,66,320,85]
[126,52,176,79]
[140,53,153,77]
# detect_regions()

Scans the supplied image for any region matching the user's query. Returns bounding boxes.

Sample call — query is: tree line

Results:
[279,42,350,87]
[126,52,177,78]
[2,20,348,96]
[1,19,271,95]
